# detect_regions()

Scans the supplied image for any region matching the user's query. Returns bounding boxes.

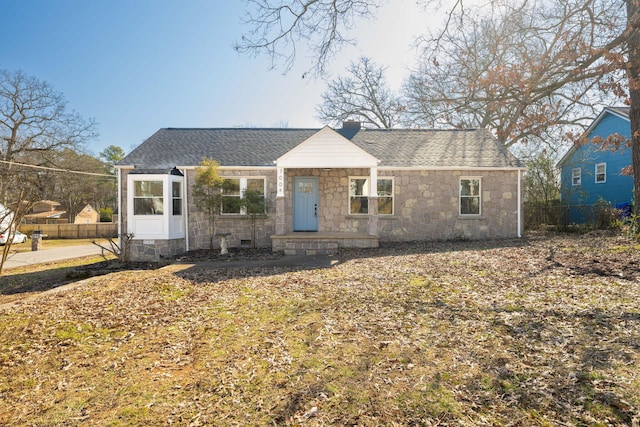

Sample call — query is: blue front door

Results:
[293,177,318,231]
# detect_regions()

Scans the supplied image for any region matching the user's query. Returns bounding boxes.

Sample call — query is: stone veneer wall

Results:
[187,169,278,250]
[123,167,520,259]
[378,169,520,241]
[286,168,520,240]
[285,168,371,234]
[129,238,185,262]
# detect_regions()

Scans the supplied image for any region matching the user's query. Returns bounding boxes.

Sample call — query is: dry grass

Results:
[0,233,639,426]
[0,254,118,307]
[6,238,112,253]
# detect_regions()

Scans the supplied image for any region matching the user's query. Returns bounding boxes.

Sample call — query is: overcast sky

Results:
[1,1,433,156]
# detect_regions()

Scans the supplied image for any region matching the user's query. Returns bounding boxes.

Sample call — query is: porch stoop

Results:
[271,232,379,256]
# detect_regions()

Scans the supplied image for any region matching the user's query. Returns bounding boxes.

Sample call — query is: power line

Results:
[0,159,116,178]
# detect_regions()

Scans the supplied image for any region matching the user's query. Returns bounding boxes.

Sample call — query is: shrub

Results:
[593,199,622,231]
[99,208,113,222]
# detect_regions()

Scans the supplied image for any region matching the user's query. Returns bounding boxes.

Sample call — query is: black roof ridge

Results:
[162,127,321,131]
[160,127,486,132]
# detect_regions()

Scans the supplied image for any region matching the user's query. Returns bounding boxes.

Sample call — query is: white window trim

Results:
[459,176,482,216]
[132,179,165,217]
[595,162,606,183]
[220,176,267,215]
[572,168,581,186]
[348,176,395,215]
[171,181,183,216]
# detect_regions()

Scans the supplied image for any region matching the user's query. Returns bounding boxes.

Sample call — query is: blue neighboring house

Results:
[558,107,633,224]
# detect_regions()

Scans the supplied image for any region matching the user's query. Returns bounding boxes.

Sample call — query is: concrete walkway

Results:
[2,244,108,270]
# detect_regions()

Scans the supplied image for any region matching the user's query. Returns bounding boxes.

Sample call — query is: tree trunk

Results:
[627,0,640,223]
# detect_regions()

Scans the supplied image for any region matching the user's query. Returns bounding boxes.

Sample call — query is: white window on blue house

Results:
[572,168,581,186]
[221,177,265,214]
[595,163,606,183]
[349,177,394,215]
[460,177,481,215]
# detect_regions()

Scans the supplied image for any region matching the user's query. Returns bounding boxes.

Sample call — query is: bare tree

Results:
[523,150,562,227]
[51,149,112,221]
[317,56,402,128]
[0,68,97,203]
[0,166,42,274]
[403,0,625,149]
[235,0,381,76]
[239,0,640,219]
[193,158,224,250]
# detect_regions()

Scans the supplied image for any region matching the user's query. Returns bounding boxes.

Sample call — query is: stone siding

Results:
[129,238,185,262]
[285,168,371,234]
[272,234,379,254]
[122,167,521,260]
[189,168,520,249]
[187,169,278,250]
[378,169,520,241]
[284,168,520,241]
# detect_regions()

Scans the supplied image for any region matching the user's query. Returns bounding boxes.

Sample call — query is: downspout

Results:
[183,168,190,252]
[117,168,122,247]
[517,169,522,238]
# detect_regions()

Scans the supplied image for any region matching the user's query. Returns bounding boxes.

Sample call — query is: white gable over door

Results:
[276,126,378,168]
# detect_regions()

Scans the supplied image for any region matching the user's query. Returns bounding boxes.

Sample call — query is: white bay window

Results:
[127,171,185,240]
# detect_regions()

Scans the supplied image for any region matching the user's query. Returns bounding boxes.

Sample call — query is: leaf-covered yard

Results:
[1,233,639,426]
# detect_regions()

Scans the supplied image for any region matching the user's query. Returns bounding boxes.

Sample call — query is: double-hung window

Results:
[221,177,266,214]
[349,177,394,215]
[133,180,164,215]
[172,181,182,215]
[460,178,481,216]
[595,163,606,183]
[572,168,581,186]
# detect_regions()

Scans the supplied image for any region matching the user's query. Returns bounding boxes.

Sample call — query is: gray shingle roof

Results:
[118,127,523,169]
[608,106,630,119]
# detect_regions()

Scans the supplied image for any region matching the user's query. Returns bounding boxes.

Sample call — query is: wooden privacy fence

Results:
[18,223,118,239]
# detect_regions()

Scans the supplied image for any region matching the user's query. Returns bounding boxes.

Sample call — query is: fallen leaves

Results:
[0,233,639,425]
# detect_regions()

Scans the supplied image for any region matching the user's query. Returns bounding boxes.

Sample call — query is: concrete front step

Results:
[284,240,339,256]
[272,232,379,255]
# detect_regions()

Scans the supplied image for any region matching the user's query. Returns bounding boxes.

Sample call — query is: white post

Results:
[276,167,286,236]
[277,167,285,198]
[368,167,378,236]
[369,167,378,196]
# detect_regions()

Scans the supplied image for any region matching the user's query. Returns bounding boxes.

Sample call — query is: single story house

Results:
[22,200,68,224]
[73,204,100,224]
[558,107,633,223]
[116,122,524,261]
[21,201,100,225]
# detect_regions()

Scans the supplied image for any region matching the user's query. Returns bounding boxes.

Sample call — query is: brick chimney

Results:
[342,120,362,130]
